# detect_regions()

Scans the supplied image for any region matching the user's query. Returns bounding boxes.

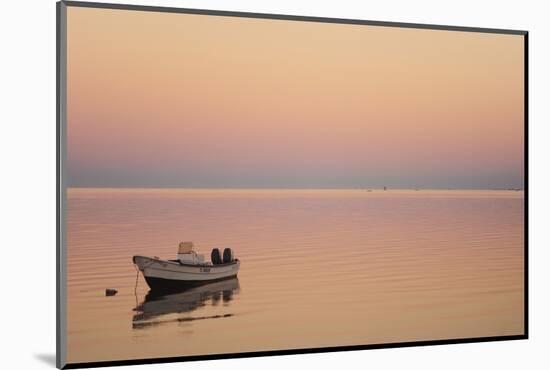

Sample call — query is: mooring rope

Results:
[133,259,155,305]
[133,259,158,306]
[133,264,141,306]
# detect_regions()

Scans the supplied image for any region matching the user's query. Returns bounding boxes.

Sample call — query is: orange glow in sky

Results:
[66,7,524,188]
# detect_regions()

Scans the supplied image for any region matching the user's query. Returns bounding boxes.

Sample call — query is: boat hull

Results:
[143,274,238,292]
[133,255,240,292]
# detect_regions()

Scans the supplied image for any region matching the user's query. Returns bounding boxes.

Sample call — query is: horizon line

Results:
[66,186,524,191]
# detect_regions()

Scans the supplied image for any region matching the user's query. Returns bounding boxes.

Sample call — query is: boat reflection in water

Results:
[132,278,240,330]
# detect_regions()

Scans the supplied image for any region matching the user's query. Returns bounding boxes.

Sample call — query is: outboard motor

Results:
[211,248,222,265]
[223,248,234,264]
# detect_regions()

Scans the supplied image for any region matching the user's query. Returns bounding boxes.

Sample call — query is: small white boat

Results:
[133,242,240,292]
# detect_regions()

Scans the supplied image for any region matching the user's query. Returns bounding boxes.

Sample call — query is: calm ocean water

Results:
[66,189,524,364]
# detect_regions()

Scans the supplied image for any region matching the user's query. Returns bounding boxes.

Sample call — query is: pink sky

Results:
[67,7,525,188]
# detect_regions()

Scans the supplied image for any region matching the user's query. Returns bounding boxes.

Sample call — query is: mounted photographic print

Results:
[57,1,528,368]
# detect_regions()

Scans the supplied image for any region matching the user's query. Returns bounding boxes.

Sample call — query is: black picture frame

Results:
[56,1,528,368]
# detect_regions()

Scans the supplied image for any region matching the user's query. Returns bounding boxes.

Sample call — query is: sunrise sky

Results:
[66,7,525,189]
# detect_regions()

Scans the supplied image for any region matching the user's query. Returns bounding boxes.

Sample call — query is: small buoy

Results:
[105,289,118,296]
